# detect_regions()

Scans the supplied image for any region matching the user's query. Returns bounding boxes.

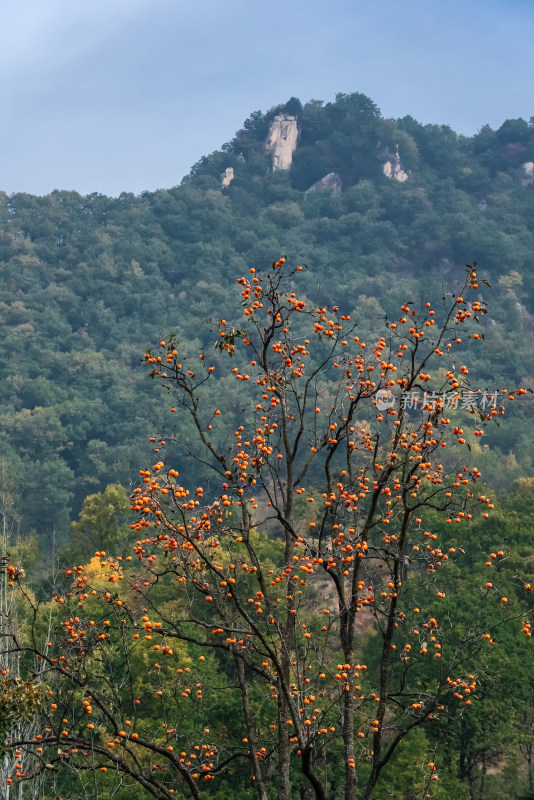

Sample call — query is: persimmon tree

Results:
[2,258,531,800]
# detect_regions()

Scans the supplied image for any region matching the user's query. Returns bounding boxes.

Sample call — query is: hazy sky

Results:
[2,0,533,197]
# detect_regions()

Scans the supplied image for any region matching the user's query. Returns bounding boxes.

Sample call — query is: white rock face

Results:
[383,146,408,182]
[220,167,234,189]
[306,172,342,195]
[265,115,298,170]
[521,161,534,185]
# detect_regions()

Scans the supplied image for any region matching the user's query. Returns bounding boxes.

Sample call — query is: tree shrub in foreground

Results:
[2,259,531,800]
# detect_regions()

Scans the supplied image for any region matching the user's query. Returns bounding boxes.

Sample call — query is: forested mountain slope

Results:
[1,92,534,551]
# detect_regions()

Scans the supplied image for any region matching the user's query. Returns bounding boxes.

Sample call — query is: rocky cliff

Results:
[306,172,342,195]
[521,161,534,186]
[265,114,299,170]
[220,167,234,188]
[383,146,408,182]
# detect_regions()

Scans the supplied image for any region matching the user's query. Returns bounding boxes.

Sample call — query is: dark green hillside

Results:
[1,92,534,550]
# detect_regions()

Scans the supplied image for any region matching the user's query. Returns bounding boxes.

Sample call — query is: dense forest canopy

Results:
[1,91,534,553]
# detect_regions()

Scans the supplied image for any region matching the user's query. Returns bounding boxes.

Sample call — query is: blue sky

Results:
[2,0,533,197]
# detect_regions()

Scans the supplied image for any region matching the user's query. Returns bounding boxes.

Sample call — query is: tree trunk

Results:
[277,692,291,800]
[236,657,269,800]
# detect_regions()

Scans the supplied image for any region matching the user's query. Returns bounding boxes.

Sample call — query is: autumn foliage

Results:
[1,259,531,800]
